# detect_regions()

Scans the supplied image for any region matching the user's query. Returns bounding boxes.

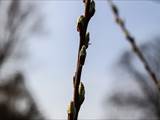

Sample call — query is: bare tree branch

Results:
[67,0,95,120]
[108,0,160,90]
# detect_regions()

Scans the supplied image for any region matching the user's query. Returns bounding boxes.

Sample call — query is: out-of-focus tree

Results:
[105,38,160,119]
[105,1,160,119]
[0,0,45,119]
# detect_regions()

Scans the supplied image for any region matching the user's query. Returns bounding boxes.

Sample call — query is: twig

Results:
[67,0,95,120]
[108,0,160,90]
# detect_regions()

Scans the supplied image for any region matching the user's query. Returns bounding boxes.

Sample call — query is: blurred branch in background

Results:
[106,38,160,119]
[107,0,160,90]
[0,0,45,119]
[0,0,43,69]
[0,72,44,120]
[105,0,160,119]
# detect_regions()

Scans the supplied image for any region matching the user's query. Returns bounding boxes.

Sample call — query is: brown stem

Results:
[67,0,95,120]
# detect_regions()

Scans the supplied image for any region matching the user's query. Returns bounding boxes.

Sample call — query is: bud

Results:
[77,15,85,32]
[73,76,76,86]
[79,45,86,65]
[111,3,119,16]
[78,82,85,105]
[116,18,124,27]
[85,32,90,49]
[89,0,95,17]
[67,101,76,118]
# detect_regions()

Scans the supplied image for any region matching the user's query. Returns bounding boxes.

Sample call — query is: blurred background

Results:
[0,0,160,119]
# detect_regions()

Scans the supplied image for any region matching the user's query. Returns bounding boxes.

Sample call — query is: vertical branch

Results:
[107,0,160,90]
[67,0,95,120]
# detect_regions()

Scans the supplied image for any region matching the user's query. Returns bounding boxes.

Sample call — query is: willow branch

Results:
[108,0,160,90]
[67,0,95,120]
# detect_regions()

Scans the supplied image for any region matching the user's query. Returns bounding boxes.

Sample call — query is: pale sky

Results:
[18,1,160,119]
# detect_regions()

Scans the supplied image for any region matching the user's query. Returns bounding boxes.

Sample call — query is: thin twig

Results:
[67,0,95,120]
[108,0,160,90]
